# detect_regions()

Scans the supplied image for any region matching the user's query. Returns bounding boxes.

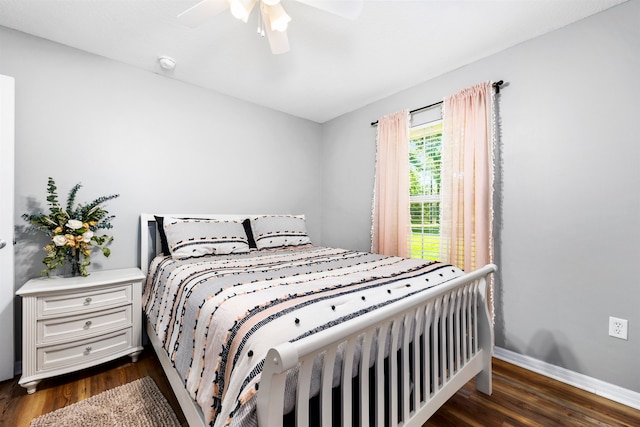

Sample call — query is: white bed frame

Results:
[140,213,497,427]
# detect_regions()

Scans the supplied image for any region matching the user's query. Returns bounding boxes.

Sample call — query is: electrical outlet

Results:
[608,317,628,340]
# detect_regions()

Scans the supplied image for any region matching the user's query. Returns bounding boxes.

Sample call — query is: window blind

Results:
[409,119,442,260]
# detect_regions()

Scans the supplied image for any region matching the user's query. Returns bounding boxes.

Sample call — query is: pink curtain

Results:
[371,110,410,257]
[440,82,494,272]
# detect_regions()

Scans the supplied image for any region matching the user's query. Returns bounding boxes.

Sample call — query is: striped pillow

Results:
[250,215,311,250]
[163,217,250,259]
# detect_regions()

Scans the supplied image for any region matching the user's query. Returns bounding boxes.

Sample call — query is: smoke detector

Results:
[158,56,176,70]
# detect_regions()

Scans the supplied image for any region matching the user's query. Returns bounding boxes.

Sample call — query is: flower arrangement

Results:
[23,177,119,277]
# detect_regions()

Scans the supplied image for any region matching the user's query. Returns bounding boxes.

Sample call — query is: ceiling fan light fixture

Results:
[229,0,256,23]
[266,3,291,32]
[177,0,364,54]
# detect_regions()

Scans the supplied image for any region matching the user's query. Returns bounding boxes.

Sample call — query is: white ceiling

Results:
[0,0,626,123]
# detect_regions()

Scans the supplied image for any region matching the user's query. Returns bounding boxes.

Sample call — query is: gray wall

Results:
[0,26,323,321]
[321,1,639,392]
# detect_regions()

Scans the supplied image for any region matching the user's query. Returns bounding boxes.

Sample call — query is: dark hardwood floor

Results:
[1,347,638,426]
[429,360,640,427]
[0,349,189,427]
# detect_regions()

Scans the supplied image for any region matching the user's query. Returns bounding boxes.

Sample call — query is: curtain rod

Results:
[370,80,504,127]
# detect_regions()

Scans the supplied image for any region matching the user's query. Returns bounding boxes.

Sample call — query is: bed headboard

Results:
[139,213,304,275]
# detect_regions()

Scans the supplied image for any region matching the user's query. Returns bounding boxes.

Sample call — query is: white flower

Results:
[82,230,94,243]
[66,219,83,230]
[52,235,67,246]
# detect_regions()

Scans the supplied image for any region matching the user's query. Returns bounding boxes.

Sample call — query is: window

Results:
[409,119,442,260]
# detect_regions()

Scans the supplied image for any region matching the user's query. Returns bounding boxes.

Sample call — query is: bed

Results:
[140,213,496,427]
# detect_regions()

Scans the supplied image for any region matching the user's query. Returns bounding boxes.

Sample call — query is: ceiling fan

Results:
[178,0,364,54]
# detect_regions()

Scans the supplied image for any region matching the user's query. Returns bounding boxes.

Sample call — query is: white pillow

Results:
[163,217,250,259]
[250,215,312,250]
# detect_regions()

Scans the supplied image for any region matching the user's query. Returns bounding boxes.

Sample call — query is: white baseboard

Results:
[493,347,640,411]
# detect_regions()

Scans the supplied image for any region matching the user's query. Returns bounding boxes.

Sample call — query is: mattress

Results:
[143,245,464,427]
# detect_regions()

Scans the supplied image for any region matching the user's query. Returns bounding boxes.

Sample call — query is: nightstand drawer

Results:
[38,305,133,344]
[37,284,132,317]
[18,268,145,394]
[37,328,133,372]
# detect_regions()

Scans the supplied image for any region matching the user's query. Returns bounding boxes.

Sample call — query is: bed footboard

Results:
[258,264,496,427]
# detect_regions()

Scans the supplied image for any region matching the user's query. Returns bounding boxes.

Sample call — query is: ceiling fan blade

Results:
[295,0,363,20]
[261,7,290,54]
[178,0,230,28]
[265,26,290,54]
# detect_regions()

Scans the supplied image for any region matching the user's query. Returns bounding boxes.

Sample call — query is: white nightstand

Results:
[16,267,145,394]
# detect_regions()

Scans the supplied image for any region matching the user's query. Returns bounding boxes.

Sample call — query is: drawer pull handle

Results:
[84,297,92,305]
[83,321,92,329]
[84,346,92,355]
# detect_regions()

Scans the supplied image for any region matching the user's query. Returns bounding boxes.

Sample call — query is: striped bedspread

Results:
[143,245,463,427]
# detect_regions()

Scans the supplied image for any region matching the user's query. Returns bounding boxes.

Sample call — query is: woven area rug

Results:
[30,376,181,427]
